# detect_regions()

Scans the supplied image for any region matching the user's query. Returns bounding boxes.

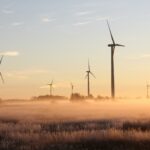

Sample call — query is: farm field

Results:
[0,99,150,150]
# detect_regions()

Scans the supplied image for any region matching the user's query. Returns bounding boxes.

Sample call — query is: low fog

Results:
[0,99,150,123]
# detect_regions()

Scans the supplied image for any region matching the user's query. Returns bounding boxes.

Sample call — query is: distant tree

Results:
[96,95,110,100]
[32,95,67,101]
[70,93,86,101]
[87,94,94,99]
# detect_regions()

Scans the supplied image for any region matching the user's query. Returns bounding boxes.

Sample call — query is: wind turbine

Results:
[71,83,74,95]
[107,21,125,99]
[85,60,95,97]
[48,80,53,96]
[0,56,4,84]
[146,82,150,98]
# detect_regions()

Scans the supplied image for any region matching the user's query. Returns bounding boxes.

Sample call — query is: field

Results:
[0,99,150,150]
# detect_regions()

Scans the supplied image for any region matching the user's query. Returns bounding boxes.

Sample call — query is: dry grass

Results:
[0,120,150,149]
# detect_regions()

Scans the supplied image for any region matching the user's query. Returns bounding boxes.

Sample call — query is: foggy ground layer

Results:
[0,99,150,122]
[0,99,150,150]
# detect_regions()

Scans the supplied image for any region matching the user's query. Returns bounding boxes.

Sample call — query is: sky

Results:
[0,0,150,99]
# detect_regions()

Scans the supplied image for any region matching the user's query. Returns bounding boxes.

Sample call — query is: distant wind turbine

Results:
[71,83,74,95]
[85,60,95,97]
[107,20,125,99]
[146,82,150,98]
[48,80,53,96]
[0,56,4,84]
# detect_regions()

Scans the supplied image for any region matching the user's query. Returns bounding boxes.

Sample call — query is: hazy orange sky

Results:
[0,0,150,99]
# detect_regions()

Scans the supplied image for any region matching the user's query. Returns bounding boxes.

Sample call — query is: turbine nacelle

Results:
[107,20,125,49]
[85,70,96,79]
[108,44,125,47]
[48,80,53,86]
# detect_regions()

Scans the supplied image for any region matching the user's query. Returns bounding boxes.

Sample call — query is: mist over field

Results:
[0,99,149,123]
[1,99,150,150]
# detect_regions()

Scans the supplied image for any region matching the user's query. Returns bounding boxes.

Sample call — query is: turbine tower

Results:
[48,80,53,96]
[147,82,150,98]
[71,83,74,95]
[0,56,4,83]
[85,60,95,97]
[107,21,125,99]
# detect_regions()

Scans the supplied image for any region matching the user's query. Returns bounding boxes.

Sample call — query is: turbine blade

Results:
[90,72,96,79]
[107,20,115,45]
[88,59,90,71]
[0,56,4,65]
[85,74,88,79]
[51,80,53,85]
[116,44,125,47]
[0,72,4,84]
